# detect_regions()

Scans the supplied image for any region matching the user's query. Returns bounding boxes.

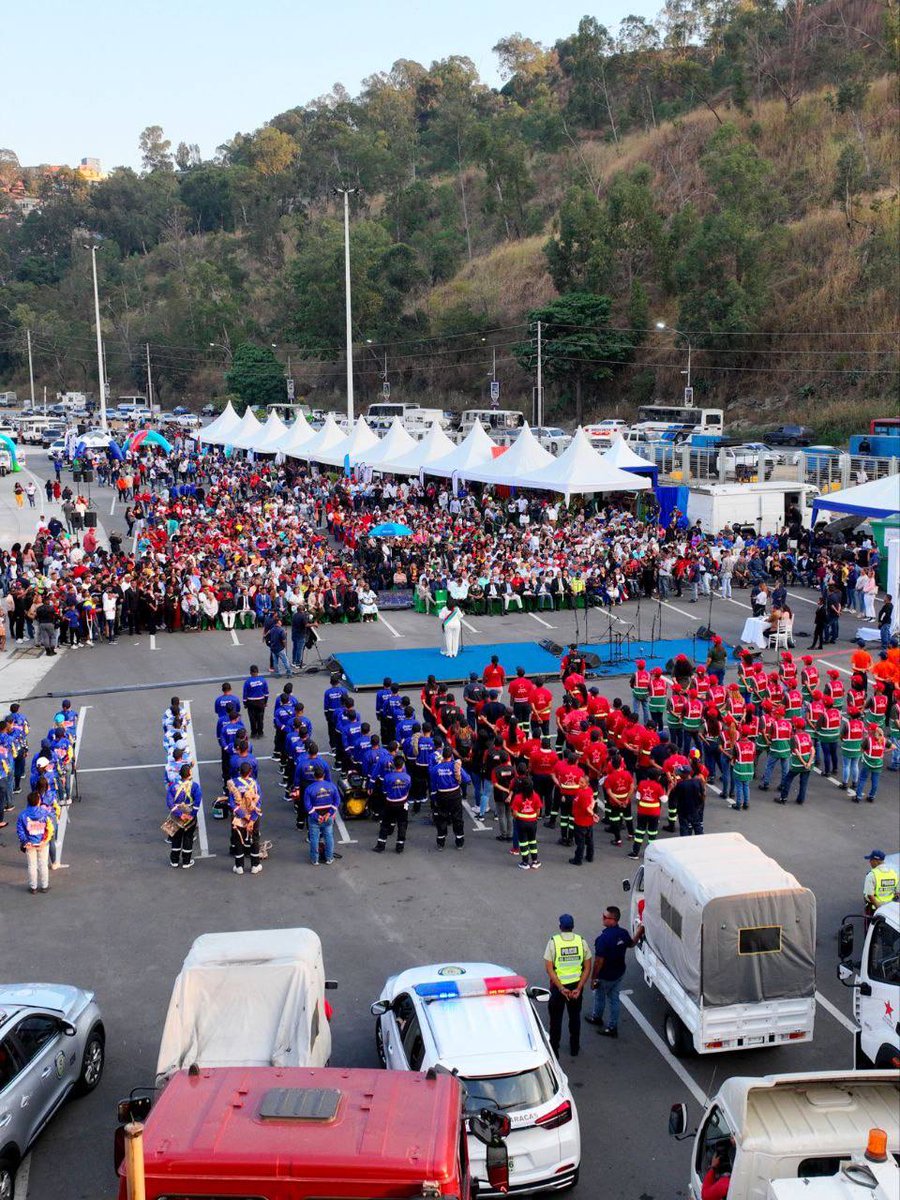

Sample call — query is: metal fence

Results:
[654,446,900,490]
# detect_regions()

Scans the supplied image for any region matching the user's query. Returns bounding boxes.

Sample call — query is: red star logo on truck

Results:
[885,1000,895,1018]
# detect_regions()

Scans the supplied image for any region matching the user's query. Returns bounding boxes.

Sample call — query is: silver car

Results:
[0,984,105,1199]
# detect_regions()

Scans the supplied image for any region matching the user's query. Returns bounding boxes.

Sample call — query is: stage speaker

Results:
[696,626,716,640]
[539,638,564,657]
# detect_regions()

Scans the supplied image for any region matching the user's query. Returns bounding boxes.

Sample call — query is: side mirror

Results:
[117,1095,152,1125]
[527,986,551,1003]
[622,878,632,893]
[325,979,339,990]
[113,1124,125,1174]
[370,999,391,1017]
[60,1021,77,1037]
[838,921,855,962]
[486,1140,510,1194]
[669,1103,687,1138]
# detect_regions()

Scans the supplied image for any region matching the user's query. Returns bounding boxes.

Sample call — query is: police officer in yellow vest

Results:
[864,850,899,916]
[543,914,592,1057]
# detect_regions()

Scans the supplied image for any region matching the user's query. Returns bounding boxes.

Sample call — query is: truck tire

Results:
[663,1009,694,1058]
[0,1154,17,1200]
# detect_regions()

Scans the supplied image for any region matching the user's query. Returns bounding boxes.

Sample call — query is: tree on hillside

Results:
[139,126,174,173]
[225,343,285,411]
[515,293,638,424]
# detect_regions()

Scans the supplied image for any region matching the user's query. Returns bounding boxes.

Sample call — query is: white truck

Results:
[768,1148,898,1200]
[155,928,337,1086]
[686,481,819,533]
[838,899,900,1070]
[623,832,817,1056]
[668,1070,899,1200]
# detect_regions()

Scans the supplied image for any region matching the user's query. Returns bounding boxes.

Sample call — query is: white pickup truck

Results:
[838,898,900,1070]
[668,1069,899,1200]
[624,832,817,1056]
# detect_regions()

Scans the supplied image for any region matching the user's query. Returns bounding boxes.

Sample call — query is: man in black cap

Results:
[543,914,591,1057]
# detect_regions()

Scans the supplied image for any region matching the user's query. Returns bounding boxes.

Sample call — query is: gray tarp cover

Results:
[642,833,816,1006]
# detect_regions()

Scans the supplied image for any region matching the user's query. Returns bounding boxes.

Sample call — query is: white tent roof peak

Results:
[295,413,349,461]
[378,420,458,476]
[271,413,316,456]
[197,400,241,445]
[316,417,382,467]
[362,417,417,467]
[512,426,651,498]
[427,421,499,478]
[602,435,657,471]
[246,412,288,453]
[461,422,554,485]
[223,407,263,449]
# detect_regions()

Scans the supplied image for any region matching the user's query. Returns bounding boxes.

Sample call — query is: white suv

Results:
[371,962,581,1195]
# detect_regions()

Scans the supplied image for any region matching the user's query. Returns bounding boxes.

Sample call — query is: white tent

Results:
[427,421,499,479]
[462,422,554,486]
[359,417,417,467]
[316,417,382,467]
[222,408,264,450]
[196,401,241,445]
[246,413,288,454]
[378,421,457,476]
[294,413,350,462]
[514,427,651,499]
[602,435,658,473]
[811,473,900,522]
[272,414,316,456]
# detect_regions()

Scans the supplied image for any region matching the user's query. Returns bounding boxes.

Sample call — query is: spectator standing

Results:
[586,905,642,1038]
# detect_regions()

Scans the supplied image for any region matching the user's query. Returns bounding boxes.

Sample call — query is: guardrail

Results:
[654,446,900,489]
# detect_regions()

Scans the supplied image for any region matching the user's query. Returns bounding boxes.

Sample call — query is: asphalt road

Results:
[2,467,897,1200]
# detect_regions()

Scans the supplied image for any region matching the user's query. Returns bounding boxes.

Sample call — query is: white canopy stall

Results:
[358,417,417,468]
[514,428,651,499]
[461,423,554,486]
[315,417,382,467]
[246,413,288,454]
[378,421,457,476]
[271,414,316,456]
[196,401,242,445]
[222,408,264,450]
[427,422,499,479]
[294,413,350,462]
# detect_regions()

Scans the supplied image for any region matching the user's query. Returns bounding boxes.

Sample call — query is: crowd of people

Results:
[0,436,893,658]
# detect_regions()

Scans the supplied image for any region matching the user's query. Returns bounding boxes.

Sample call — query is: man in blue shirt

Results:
[303,766,340,865]
[374,755,412,854]
[243,665,269,739]
[215,682,240,722]
[587,906,643,1038]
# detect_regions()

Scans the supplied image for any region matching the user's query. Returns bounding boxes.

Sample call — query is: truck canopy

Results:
[643,833,816,1006]
[133,1066,462,1188]
[156,928,330,1080]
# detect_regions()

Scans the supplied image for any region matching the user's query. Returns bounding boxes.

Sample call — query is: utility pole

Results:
[42,385,47,418]
[536,320,543,428]
[86,243,108,431]
[334,186,359,424]
[26,329,36,409]
[145,343,154,413]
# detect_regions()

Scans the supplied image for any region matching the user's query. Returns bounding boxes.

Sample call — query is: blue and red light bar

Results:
[414,974,528,1001]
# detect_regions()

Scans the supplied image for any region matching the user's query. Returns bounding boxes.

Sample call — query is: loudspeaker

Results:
[539,638,564,657]
[697,626,715,640]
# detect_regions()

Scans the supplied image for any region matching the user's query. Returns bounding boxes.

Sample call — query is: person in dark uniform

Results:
[165,763,201,869]
[242,665,269,738]
[543,914,591,1057]
[374,755,412,853]
[429,744,470,850]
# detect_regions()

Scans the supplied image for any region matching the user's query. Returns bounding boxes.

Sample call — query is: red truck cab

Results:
[116,1065,508,1199]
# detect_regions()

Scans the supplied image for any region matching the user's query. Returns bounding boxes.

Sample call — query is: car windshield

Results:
[461,1064,557,1114]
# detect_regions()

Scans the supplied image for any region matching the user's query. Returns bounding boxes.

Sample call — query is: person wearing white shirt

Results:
[448,577,469,606]
[439,600,463,657]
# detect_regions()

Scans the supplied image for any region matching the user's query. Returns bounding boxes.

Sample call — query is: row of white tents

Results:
[196,402,653,498]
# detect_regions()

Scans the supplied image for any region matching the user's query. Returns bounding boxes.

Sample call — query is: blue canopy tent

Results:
[811,474,900,524]
[601,438,659,489]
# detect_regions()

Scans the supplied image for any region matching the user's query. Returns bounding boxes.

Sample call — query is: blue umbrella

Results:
[370,521,413,537]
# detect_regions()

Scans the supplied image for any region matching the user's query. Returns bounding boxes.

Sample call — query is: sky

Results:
[7,0,657,172]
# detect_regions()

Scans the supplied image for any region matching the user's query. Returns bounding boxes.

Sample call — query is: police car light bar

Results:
[414,975,528,1001]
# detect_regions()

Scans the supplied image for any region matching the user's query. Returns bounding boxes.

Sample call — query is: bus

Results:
[870,418,900,438]
[458,408,526,437]
[850,417,900,457]
[633,404,724,440]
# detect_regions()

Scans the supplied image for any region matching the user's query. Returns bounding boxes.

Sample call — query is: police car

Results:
[370,962,580,1195]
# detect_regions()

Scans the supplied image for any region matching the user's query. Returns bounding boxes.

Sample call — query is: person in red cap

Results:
[706,635,727,685]
[647,667,668,731]
[865,682,888,729]
[630,659,651,723]
[855,724,886,802]
[777,717,815,805]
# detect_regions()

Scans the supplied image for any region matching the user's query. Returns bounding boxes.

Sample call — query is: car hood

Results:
[0,983,93,1017]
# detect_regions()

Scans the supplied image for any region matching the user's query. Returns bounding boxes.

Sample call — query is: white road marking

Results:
[721,596,752,611]
[334,812,358,844]
[787,590,818,607]
[78,755,275,774]
[462,800,489,831]
[819,658,853,677]
[529,612,554,628]
[618,991,707,1105]
[659,599,697,621]
[230,629,240,646]
[379,615,403,639]
[815,990,857,1034]
[150,634,157,650]
[183,700,214,859]
[461,617,480,634]
[109,496,116,516]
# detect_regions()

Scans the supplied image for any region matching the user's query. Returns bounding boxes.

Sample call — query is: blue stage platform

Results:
[334,637,729,690]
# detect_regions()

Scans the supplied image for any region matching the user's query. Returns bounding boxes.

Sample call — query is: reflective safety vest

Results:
[824,679,844,709]
[847,689,865,716]
[649,677,668,712]
[817,708,841,742]
[632,669,650,699]
[870,866,899,907]
[635,780,663,816]
[709,685,726,711]
[840,719,864,758]
[682,699,703,730]
[785,689,804,717]
[552,934,586,985]
[800,666,819,696]
[789,731,814,771]
[666,694,685,726]
[768,718,792,757]
[780,664,798,688]
[862,735,886,770]
[807,699,825,735]
[727,694,746,722]
[866,695,888,727]
[731,739,756,782]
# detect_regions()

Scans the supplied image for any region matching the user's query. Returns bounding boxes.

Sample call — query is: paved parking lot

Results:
[2,559,895,1200]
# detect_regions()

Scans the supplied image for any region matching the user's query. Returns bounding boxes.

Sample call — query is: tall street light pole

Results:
[655,320,692,403]
[85,243,108,431]
[334,186,359,425]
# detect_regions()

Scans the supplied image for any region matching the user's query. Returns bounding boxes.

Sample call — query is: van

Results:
[838,898,900,1069]
[624,832,817,1056]
[0,391,17,406]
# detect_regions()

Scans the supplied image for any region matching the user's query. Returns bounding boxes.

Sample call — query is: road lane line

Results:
[659,599,697,622]
[618,991,707,1105]
[150,634,157,650]
[334,812,358,844]
[77,755,275,774]
[230,629,240,646]
[110,496,116,516]
[819,658,853,677]
[529,613,555,629]
[379,615,404,639]
[462,800,489,831]
[461,617,480,634]
[183,700,214,859]
[787,591,818,606]
[815,990,857,1034]
[721,596,752,611]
